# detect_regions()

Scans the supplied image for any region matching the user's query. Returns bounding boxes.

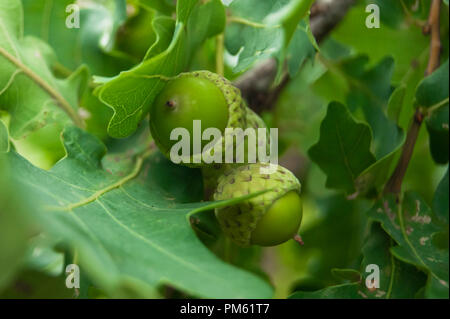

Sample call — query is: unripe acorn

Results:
[149,71,247,167]
[214,163,302,247]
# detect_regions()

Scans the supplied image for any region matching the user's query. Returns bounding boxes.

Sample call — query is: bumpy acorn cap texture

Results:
[201,107,270,194]
[151,71,247,167]
[214,163,301,246]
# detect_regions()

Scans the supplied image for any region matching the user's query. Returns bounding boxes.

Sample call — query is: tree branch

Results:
[234,0,356,113]
[384,0,442,196]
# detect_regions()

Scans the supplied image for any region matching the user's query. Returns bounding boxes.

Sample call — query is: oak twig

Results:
[384,0,442,196]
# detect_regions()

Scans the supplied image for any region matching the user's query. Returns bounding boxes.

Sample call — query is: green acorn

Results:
[214,163,302,247]
[149,71,247,167]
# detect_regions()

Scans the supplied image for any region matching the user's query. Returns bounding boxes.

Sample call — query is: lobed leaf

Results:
[308,102,376,193]
[0,0,88,138]
[6,126,273,298]
[97,0,226,138]
[368,193,449,299]
[225,0,316,77]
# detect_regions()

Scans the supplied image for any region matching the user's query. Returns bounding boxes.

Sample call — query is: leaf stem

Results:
[423,0,442,76]
[384,108,424,195]
[384,0,442,196]
[0,46,84,128]
[227,16,270,29]
[426,97,449,115]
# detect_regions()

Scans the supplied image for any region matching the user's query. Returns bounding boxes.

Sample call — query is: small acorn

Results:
[149,71,247,167]
[214,163,302,247]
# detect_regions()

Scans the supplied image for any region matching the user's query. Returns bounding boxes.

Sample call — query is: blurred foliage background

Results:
[0,0,448,299]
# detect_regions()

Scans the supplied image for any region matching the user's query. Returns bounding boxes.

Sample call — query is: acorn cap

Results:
[201,107,270,194]
[151,71,247,167]
[213,163,301,246]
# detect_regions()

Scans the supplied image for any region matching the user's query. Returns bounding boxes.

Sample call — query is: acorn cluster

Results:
[149,71,302,247]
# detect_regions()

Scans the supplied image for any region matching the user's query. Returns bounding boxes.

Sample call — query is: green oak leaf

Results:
[114,5,157,62]
[433,168,449,225]
[360,223,426,298]
[416,60,449,109]
[286,18,317,77]
[368,192,449,299]
[97,0,226,138]
[0,0,88,138]
[79,87,114,142]
[225,0,316,76]
[290,223,427,299]
[308,102,376,193]
[187,0,226,51]
[426,105,449,164]
[366,0,406,29]
[320,55,405,195]
[0,119,9,153]
[332,2,429,82]
[289,283,361,299]
[416,60,449,164]
[22,235,64,277]
[0,155,31,291]
[22,0,133,77]
[144,16,175,60]
[331,268,361,283]
[6,126,273,298]
[387,85,407,124]
[343,56,402,159]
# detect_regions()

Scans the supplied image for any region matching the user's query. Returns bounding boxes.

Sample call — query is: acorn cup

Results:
[149,71,247,167]
[213,163,303,247]
[201,106,271,194]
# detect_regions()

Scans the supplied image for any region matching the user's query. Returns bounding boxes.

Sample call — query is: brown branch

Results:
[234,0,356,113]
[424,0,442,76]
[384,0,442,196]
[384,109,424,195]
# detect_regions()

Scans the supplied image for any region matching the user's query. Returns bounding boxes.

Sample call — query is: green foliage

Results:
[368,193,449,298]
[225,0,317,79]
[22,0,132,76]
[309,102,376,193]
[97,0,226,138]
[5,126,273,298]
[0,0,448,300]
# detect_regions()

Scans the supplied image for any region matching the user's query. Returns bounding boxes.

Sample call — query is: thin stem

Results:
[384,110,424,195]
[0,46,84,128]
[424,0,442,76]
[227,16,272,29]
[384,0,442,196]
[426,97,449,115]
[216,33,225,76]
